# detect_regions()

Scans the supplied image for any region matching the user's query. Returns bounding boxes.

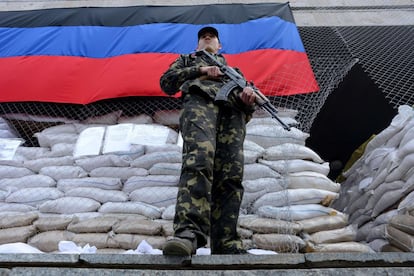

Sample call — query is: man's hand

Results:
[200,66,223,79]
[240,86,256,105]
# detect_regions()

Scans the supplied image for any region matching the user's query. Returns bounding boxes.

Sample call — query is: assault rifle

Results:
[196,49,291,131]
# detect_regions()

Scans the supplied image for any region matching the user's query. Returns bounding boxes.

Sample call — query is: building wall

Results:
[0,0,413,26]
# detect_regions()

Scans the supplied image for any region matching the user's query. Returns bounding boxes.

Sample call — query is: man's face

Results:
[197,32,221,53]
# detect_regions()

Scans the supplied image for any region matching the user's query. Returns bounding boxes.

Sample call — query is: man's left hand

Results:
[240,87,256,105]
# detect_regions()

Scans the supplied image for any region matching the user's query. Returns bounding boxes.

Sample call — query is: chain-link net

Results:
[0,24,413,253]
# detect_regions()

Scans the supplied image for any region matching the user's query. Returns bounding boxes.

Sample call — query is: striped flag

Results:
[0,3,319,104]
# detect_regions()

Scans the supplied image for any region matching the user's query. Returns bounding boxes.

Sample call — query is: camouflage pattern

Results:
[160,52,253,254]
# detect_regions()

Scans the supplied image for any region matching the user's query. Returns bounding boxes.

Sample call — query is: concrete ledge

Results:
[8,267,414,275]
[1,253,414,272]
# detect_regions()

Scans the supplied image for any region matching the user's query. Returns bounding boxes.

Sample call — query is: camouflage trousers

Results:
[173,93,246,254]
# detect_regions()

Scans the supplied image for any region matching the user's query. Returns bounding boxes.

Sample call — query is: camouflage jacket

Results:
[159,53,255,115]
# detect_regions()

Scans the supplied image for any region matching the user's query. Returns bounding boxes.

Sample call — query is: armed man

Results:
[159,26,256,256]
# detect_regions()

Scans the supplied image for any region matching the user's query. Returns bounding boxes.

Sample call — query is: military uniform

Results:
[160,52,254,254]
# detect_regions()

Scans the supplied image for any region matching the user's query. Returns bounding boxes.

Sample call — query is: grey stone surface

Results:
[192,253,305,269]
[0,253,79,264]
[305,252,414,267]
[7,267,414,275]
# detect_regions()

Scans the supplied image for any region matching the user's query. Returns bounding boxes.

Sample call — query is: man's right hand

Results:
[200,66,223,79]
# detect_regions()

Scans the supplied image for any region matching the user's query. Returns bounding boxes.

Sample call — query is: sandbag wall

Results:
[0,109,373,253]
[333,105,414,252]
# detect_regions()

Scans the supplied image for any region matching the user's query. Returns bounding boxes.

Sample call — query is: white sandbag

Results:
[118,114,153,124]
[57,177,122,192]
[28,230,76,252]
[389,214,414,236]
[296,212,348,234]
[39,165,88,180]
[369,239,390,252]
[307,225,357,244]
[264,143,324,163]
[39,197,101,214]
[0,212,38,228]
[0,225,37,244]
[306,241,375,253]
[82,110,122,125]
[238,215,302,234]
[144,144,182,154]
[34,132,78,148]
[39,123,77,135]
[258,204,339,221]
[365,105,414,153]
[67,216,120,233]
[364,151,400,191]
[113,217,163,235]
[14,146,50,160]
[252,233,306,253]
[367,181,404,211]
[99,202,162,219]
[129,186,178,208]
[385,152,414,183]
[243,163,280,180]
[0,175,56,190]
[110,144,146,160]
[242,178,286,193]
[0,242,44,254]
[386,225,414,252]
[102,124,135,154]
[65,187,128,203]
[113,233,166,250]
[153,109,180,126]
[284,171,340,192]
[0,202,36,212]
[253,189,338,211]
[33,216,73,231]
[398,190,414,213]
[23,156,74,172]
[244,150,263,164]
[366,224,387,242]
[149,163,181,176]
[241,190,268,210]
[399,122,414,148]
[243,140,265,153]
[0,190,7,200]
[123,175,179,193]
[161,204,176,220]
[130,124,178,145]
[355,221,375,242]
[73,126,105,157]
[373,209,399,226]
[130,151,182,169]
[75,154,130,172]
[0,165,34,178]
[259,159,330,176]
[89,167,148,180]
[246,125,308,148]
[47,143,75,157]
[372,187,406,218]
[363,147,396,173]
[5,187,64,206]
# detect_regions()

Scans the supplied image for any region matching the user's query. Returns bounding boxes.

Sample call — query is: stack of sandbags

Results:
[332,105,414,252]
[27,213,167,253]
[0,109,370,253]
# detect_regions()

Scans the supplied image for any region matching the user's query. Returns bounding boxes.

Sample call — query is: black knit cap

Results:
[197,26,219,40]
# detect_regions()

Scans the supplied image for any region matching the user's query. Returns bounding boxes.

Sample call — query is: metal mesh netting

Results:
[4,25,414,144]
[0,24,413,253]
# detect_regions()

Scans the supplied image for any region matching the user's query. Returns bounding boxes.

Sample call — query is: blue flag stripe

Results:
[0,17,304,58]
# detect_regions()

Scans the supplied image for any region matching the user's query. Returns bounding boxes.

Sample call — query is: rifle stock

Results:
[196,49,291,131]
